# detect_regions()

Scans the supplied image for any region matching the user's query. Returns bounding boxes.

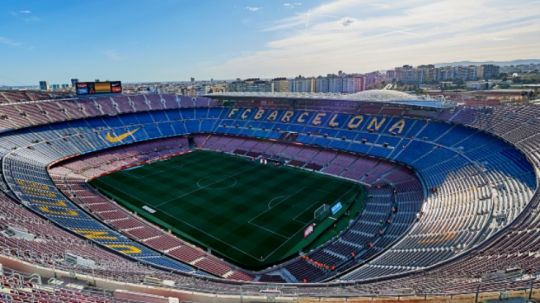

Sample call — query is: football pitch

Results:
[90,150,364,269]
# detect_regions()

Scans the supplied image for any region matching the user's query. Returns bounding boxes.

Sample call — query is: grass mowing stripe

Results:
[153,163,258,208]
[90,150,365,269]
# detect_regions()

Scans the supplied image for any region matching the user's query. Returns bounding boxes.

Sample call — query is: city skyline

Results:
[1,0,540,85]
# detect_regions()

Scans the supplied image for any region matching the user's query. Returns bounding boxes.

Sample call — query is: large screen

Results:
[94,82,111,93]
[76,81,122,95]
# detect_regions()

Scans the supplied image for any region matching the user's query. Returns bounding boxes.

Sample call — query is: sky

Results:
[1,0,539,85]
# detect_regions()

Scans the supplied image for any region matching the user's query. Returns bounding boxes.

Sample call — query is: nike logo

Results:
[105,128,140,143]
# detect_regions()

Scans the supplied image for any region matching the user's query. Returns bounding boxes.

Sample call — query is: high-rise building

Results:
[395,65,423,85]
[417,65,435,83]
[228,78,271,92]
[248,79,271,92]
[70,79,79,87]
[315,76,329,93]
[271,77,289,92]
[327,74,343,93]
[480,64,500,80]
[39,81,49,91]
[364,72,383,90]
[450,66,477,82]
[289,76,315,93]
[342,74,365,93]
[228,79,245,92]
[388,63,493,85]
[385,70,397,81]
[435,66,453,81]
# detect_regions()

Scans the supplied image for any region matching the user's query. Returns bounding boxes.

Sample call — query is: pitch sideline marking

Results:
[261,186,360,261]
[289,187,348,225]
[291,202,319,225]
[248,222,289,240]
[153,164,258,208]
[94,152,362,264]
[247,186,307,225]
[153,207,266,261]
[93,158,268,261]
[130,163,185,180]
[104,154,279,262]
[267,195,287,210]
[196,176,238,190]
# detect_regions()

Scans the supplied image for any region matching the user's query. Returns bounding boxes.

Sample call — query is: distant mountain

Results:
[434,59,540,67]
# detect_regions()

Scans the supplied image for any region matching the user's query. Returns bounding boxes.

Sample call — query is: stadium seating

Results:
[0,263,188,303]
[0,92,536,298]
[49,138,253,281]
[48,134,422,282]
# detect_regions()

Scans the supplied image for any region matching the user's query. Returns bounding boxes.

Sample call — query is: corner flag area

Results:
[90,150,364,269]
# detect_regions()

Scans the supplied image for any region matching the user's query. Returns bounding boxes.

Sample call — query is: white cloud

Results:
[10,10,32,16]
[209,0,540,78]
[269,0,367,30]
[245,6,261,12]
[284,2,302,8]
[0,36,22,47]
[341,18,354,27]
[489,36,510,41]
[10,9,40,22]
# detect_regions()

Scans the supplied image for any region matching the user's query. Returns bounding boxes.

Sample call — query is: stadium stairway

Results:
[0,93,536,295]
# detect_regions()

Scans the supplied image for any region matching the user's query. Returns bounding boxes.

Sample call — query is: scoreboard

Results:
[76,81,122,95]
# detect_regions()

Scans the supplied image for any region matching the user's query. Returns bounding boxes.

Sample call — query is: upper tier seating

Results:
[0,93,536,295]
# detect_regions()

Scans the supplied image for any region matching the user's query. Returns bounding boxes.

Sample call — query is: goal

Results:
[314,204,329,221]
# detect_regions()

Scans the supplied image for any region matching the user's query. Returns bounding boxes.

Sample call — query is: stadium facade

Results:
[0,89,538,302]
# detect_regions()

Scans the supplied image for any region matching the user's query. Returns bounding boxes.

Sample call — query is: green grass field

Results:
[90,150,364,269]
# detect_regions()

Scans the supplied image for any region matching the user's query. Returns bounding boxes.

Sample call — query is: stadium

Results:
[0,89,538,302]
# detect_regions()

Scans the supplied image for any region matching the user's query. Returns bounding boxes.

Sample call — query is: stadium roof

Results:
[207,89,454,108]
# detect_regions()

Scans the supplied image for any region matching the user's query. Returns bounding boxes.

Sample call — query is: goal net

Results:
[314,204,329,221]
